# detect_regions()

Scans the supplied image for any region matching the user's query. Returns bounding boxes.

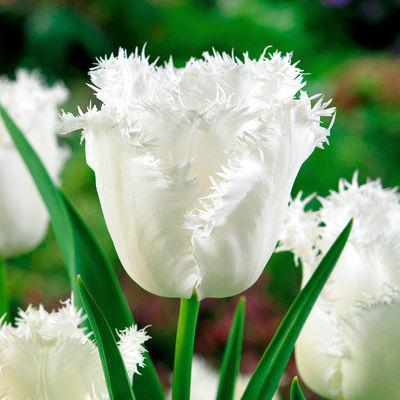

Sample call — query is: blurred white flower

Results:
[0,70,68,258]
[0,298,149,400]
[167,355,280,400]
[278,173,400,400]
[61,48,334,299]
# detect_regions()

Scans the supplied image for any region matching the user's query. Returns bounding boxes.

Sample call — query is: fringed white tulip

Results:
[167,355,280,400]
[0,70,68,258]
[278,174,400,400]
[0,298,149,400]
[61,48,334,299]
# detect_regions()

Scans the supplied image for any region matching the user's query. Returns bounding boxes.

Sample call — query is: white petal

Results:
[0,70,68,258]
[193,152,288,299]
[0,149,48,258]
[118,325,149,378]
[194,96,332,299]
[339,287,400,400]
[85,128,200,298]
[295,300,343,399]
[0,300,106,400]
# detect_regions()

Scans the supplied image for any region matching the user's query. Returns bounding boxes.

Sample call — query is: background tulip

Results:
[0,298,149,400]
[62,48,334,299]
[0,70,68,258]
[278,174,400,400]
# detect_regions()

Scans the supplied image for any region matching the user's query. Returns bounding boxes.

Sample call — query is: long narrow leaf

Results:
[64,195,164,399]
[290,377,307,400]
[242,219,353,400]
[0,105,165,400]
[217,297,246,400]
[0,259,8,320]
[77,276,135,400]
[62,194,134,329]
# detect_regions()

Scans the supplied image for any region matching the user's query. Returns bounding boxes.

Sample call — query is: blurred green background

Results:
[1,0,399,398]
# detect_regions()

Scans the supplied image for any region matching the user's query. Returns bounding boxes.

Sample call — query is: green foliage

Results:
[242,220,352,400]
[77,276,135,400]
[217,297,246,400]
[0,259,8,320]
[290,377,307,400]
[25,3,111,75]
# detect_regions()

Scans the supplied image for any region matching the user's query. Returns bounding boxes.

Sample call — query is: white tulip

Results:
[166,355,280,400]
[61,48,334,299]
[0,70,68,258]
[278,174,400,400]
[0,298,149,400]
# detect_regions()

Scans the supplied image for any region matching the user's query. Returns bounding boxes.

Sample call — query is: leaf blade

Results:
[77,275,135,400]
[216,297,246,400]
[242,219,353,400]
[290,377,307,400]
[0,259,8,320]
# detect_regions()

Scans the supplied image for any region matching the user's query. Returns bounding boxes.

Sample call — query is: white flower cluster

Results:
[0,70,68,257]
[61,48,334,299]
[278,174,400,400]
[0,299,149,400]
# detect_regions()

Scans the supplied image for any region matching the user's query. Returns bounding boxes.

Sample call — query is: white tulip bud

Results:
[278,173,400,400]
[61,48,334,299]
[0,70,68,258]
[0,298,149,400]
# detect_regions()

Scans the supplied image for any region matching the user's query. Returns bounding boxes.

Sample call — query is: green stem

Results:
[0,258,9,320]
[172,293,200,400]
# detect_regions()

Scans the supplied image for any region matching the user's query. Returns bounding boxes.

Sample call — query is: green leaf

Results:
[290,377,307,400]
[172,294,200,400]
[241,219,353,400]
[0,105,165,400]
[63,196,164,400]
[77,276,135,400]
[0,259,8,320]
[217,297,246,400]
[61,194,134,331]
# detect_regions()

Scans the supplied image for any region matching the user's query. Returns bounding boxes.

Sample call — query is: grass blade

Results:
[290,377,307,400]
[216,297,246,400]
[172,294,200,400]
[0,259,8,320]
[77,275,135,400]
[62,194,133,329]
[0,105,165,400]
[241,219,353,400]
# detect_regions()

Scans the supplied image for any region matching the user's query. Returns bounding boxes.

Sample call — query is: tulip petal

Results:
[193,95,332,299]
[85,126,200,298]
[295,300,343,399]
[340,286,400,400]
[192,152,287,299]
[0,149,48,257]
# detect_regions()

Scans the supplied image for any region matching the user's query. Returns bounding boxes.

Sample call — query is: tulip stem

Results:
[0,258,8,320]
[172,293,200,400]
